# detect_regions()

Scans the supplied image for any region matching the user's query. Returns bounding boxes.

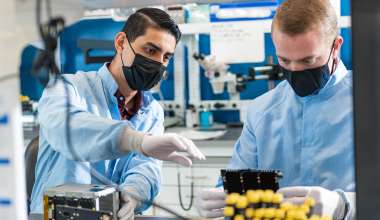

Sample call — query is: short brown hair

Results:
[122,8,181,44]
[272,0,338,41]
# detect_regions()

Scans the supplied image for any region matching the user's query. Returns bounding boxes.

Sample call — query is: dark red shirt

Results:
[114,90,143,120]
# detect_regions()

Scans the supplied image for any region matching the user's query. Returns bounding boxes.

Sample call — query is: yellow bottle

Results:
[226,193,240,206]
[272,193,283,208]
[309,215,320,220]
[236,196,248,209]
[262,190,274,205]
[280,202,294,212]
[247,190,261,208]
[245,208,255,218]
[263,208,276,218]
[224,206,235,218]
[274,209,286,219]
[293,209,307,220]
[287,210,297,219]
[234,214,245,220]
[298,204,310,214]
[254,208,265,218]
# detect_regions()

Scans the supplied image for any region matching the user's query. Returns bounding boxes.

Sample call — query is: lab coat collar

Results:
[297,59,349,101]
[98,63,119,97]
[322,59,348,92]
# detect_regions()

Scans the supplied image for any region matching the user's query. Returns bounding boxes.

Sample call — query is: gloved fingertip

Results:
[194,152,204,161]
[178,158,192,166]
[182,159,192,167]
[197,151,206,160]
[171,154,193,166]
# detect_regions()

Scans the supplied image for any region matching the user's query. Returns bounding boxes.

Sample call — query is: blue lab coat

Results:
[30,64,164,213]
[223,60,355,217]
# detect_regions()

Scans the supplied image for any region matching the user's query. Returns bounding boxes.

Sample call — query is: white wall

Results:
[0,0,84,78]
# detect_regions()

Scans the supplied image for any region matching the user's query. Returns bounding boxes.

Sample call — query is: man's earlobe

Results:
[117,38,124,52]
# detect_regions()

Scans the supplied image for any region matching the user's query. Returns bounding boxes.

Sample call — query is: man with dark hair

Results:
[196,0,355,219]
[30,8,205,219]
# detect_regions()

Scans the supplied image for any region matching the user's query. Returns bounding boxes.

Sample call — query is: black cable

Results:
[177,172,194,211]
[34,0,188,218]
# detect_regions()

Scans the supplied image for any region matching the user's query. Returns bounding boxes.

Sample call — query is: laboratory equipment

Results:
[221,169,283,194]
[189,52,283,128]
[43,184,119,220]
[223,190,331,220]
[198,105,213,129]
[193,52,283,96]
[244,63,283,90]
[193,53,239,96]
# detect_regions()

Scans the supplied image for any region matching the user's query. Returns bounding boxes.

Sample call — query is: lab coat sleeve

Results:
[216,118,258,187]
[38,78,130,162]
[119,107,164,212]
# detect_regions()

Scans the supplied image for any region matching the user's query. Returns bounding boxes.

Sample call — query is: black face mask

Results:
[281,41,336,97]
[121,38,166,91]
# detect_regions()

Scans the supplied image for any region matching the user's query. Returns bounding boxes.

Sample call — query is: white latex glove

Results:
[141,133,206,166]
[118,187,141,220]
[278,186,345,219]
[195,187,226,218]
